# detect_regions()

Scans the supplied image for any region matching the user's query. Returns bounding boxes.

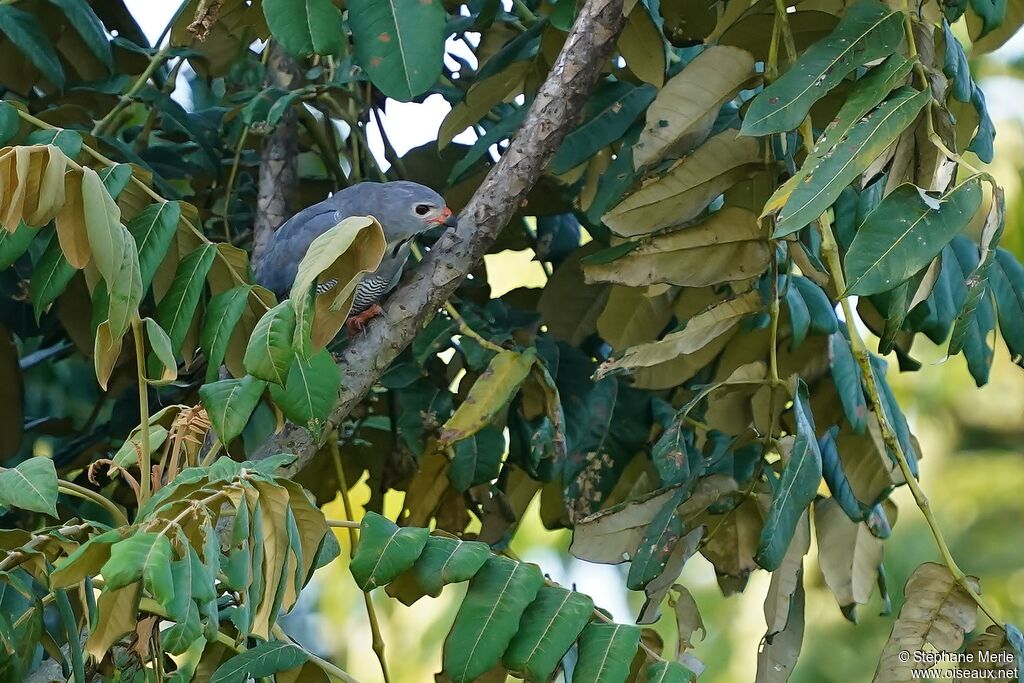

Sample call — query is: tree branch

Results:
[252,0,628,471]
[251,42,302,265]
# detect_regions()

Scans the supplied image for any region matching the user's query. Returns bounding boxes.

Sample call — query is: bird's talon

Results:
[345,303,384,336]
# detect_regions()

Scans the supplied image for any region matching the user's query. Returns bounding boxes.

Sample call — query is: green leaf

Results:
[967,82,995,163]
[773,87,930,238]
[268,349,339,439]
[869,354,920,477]
[51,529,124,587]
[549,82,657,174]
[627,488,687,590]
[502,585,594,681]
[126,201,180,292]
[829,331,868,433]
[990,248,1024,365]
[261,0,343,57]
[0,221,36,267]
[210,640,308,683]
[741,0,904,136]
[98,164,134,198]
[944,238,996,386]
[24,128,84,159]
[244,300,297,386]
[347,0,448,101]
[201,285,251,381]
[389,535,491,603]
[47,0,113,69]
[970,0,1007,37]
[29,233,75,320]
[101,532,174,602]
[943,21,972,103]
[442,556,545,683]
[819,427,865,521]
[0,102,19,146]
[199,375,267,445]
[844,178,984,296]
[155,243,217,356]
[349,512,430,591]
[950,187,1004,357]
[448,426,504,491]
[573,622,642,682]
[646,660,698,683]
[0,457,58,516]
[763,53,913,218]
[756,380,822,571]
[0,6,65,88]
[145,317,177,384]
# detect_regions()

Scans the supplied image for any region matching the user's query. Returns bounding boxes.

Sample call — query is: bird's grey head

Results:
[344,181,457,250]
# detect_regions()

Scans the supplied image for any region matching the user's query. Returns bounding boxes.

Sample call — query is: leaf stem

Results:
[200,439,223,467]
[326,519,361,528]
[329,433,391,683]
[131,316,152,510]
[271,624,362,683]
[93,45,172,137]
[58,480,130,527]
[816,208,1001,626]
[220,126,249,243]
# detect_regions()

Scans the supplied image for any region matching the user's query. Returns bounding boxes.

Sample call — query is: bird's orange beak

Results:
[432,206,458,228]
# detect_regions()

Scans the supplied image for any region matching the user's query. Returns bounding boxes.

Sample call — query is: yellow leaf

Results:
[85,583,141,661]
[596,289,763,376]
[597,285,675,352]
[55,169,90,268]
[438,61,530,149]
[633,46,757,170]
[2,147,30,231]
[93,320,123,390]
[81,166,126,285]
[618,3,666,88]
[288,215,386,352]
[585,207,770,288]
[604,130,764,236]
[24,145,67,227]
[439,348,537,446]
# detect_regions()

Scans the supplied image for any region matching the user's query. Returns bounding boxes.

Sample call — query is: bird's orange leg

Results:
[345,303,384,335]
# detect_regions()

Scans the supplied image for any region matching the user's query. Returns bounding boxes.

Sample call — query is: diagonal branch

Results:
[252,0,629,472]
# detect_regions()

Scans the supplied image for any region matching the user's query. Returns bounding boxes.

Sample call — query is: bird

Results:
[254,181,457,334]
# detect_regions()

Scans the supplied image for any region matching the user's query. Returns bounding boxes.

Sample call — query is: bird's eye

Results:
[415,204,431,216]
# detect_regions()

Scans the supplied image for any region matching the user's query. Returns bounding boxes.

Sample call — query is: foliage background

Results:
[264,18,1024,683]
[1,0,1022,679]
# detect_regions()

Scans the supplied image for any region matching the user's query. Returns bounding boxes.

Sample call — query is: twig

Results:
[58,480,130,527]
[271,624,362,683]
[326,519,361,528]
[93,45,172,137]
[131,317,152,509]
[329,433,391,683]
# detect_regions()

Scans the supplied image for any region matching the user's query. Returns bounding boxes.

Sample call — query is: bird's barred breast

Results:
[351,275,392,314]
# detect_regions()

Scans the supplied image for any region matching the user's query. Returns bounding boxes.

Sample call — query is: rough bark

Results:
[253,0,629,472]
[250,42,301,267]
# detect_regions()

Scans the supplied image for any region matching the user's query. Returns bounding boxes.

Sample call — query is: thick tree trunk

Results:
[253,0,629,472]
[250,42,301,268]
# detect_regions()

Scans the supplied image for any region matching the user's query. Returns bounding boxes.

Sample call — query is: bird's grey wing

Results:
[254,209,341,299]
